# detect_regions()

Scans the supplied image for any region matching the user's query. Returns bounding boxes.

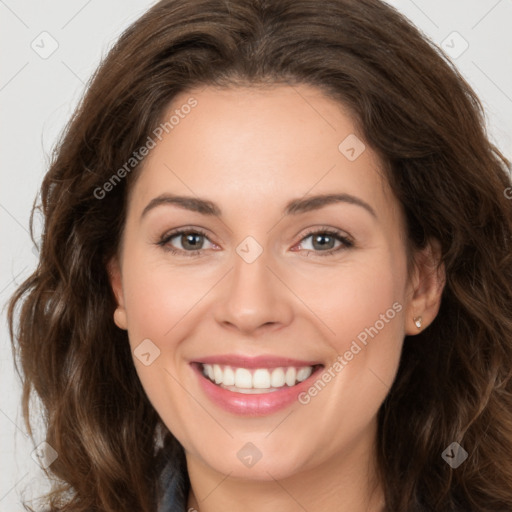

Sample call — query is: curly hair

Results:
[8,0,512,510]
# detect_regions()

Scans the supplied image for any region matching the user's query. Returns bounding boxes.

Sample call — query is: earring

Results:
[113,308,127,330]
[414,316,423,329]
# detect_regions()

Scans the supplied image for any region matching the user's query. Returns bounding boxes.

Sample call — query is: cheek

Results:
[121,252,211,344]
[119,252,204,440]
[300,252,406,408]
[291,250,406,354]
[335,271,402,349]
[295,278,405,446]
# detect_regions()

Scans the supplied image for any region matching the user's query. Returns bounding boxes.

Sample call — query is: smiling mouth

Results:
[199,363,324,394]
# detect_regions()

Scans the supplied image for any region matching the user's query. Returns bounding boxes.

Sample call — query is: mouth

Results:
[199,363,323,394]
[190,358,324,416]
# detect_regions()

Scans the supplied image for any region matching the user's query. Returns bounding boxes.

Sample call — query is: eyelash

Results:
[156,226,354,258]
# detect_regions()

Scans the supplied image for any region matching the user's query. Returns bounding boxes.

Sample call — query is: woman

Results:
[8,0,512,511]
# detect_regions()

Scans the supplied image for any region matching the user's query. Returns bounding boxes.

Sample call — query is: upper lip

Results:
[192,354,323,369]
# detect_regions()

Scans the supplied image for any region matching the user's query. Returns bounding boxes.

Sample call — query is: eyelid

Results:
[297,225,354,246]
[157,227,215,256]
[157,225,354,257]
[293,226,354,256]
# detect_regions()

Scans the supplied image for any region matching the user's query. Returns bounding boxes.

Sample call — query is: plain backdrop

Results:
[1,0,511,510]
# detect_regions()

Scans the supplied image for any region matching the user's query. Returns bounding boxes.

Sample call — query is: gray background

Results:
[1,0,511,509]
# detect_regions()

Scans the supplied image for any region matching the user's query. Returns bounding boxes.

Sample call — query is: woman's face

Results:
[110,84,438,481]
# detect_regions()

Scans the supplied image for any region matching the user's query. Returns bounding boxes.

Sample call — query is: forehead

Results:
[127,84,397,224]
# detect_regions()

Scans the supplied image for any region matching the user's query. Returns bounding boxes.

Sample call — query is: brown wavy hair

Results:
[8,0,512,510]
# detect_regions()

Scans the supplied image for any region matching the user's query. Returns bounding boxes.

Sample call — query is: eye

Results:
[157,228,216,256]
[294,228,354,257]
[156,226,353,258]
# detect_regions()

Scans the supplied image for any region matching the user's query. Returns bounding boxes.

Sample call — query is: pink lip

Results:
[193,354,322,369]
[191,362,324,416]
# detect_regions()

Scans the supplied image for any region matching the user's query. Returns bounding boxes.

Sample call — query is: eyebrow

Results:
[140,192,377,220]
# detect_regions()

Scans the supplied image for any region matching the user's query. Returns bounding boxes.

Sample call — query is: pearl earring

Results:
[414,316,423,329]
[113,309,126,329]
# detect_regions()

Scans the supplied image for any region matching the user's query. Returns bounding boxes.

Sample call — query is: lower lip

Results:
[191,363,323,416]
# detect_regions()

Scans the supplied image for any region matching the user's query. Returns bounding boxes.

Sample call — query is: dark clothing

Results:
[156,440,190,512]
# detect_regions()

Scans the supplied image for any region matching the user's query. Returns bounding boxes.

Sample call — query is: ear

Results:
[404,239,446,335]
[108,256,127,330]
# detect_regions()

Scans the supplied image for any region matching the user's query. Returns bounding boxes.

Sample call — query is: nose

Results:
[213,246,294,335]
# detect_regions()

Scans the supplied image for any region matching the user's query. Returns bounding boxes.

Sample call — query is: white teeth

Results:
[213,364,223,384]
[270,368,286,387]
[253,369,271,389]
[297,367,312,382]
[234,368,252,388]
[285,367,296,387]
[223,366,235,386]
[201,363,315,391]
